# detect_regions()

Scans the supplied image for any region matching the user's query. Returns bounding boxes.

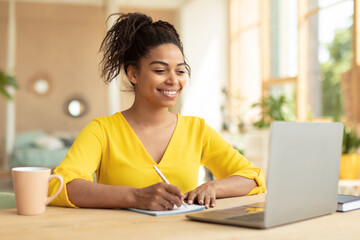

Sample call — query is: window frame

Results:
[260,0,357,121]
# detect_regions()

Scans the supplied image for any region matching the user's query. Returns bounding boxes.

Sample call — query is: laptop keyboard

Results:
[226,212,265,222]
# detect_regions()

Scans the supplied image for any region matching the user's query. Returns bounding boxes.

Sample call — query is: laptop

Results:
[186,121,343,229]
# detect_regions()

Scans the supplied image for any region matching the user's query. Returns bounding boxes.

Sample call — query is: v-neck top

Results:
[49,113,265,207]
[121,112,178,164]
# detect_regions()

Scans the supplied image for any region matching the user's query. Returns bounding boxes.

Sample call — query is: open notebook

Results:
[128,203,205,216]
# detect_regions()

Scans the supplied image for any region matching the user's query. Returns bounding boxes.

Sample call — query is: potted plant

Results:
[241,95,295,172]
[251,95,295,129]
[0,69,18,100]
[0,69,18,170]
[340,126,360,180]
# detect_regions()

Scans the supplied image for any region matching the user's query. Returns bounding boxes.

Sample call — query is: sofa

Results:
[10,130,73,168]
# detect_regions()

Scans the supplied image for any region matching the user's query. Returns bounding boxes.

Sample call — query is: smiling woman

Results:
[48,12,265,211]
[125,44,187,109]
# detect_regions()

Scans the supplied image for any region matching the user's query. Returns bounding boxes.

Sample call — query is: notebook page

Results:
[128,204,205,216]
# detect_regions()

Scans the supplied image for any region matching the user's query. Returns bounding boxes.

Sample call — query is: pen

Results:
[153,165,187,208]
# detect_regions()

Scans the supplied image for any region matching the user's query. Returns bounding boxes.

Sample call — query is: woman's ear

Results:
[127,65,137,85]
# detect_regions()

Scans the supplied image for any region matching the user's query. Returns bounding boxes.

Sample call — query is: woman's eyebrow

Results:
[150,61,185,67]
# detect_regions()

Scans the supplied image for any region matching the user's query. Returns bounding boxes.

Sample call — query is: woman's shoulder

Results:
[178,114,207,132]
[178,114,205,125]
[88,112,123,128]
[178,114,221,136]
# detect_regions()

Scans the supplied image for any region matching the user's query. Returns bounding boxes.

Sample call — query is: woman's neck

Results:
[122,103,175,128]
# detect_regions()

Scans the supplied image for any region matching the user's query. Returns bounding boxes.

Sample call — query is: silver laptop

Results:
[186,121,343,229]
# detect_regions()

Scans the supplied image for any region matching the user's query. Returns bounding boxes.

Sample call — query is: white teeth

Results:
[162,90,177,95]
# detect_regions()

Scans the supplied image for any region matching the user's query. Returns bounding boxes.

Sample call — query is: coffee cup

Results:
[12,167,64,216]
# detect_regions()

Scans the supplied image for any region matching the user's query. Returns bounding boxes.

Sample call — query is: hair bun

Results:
[100,12,190,85]
[153,20,180,42]
[125,12,153,31]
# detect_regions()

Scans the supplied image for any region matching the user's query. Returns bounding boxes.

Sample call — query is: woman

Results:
[49,13,265,210]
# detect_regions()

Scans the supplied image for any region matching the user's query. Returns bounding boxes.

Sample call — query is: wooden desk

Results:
[1,194,359,240]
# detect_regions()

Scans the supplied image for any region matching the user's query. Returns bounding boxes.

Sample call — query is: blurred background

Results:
[1,0,359,194]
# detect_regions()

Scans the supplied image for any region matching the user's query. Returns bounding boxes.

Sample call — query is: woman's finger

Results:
[159,183,183,207]
[151,197,174,211]
[197,191,206,205]
[183,192,188,200]
[204,195,211,209]
[163,183,183,199]
[185,190,198,205]
[210,196,216,208]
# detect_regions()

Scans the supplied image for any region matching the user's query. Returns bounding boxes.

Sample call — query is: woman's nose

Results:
[166,72,178,84]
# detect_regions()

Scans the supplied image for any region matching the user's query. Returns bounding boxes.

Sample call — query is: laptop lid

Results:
[186,121,343,229]
[263,121,343,228]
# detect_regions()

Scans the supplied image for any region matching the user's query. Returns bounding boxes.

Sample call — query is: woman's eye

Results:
[154,69,165,73]
[177,70,186,75]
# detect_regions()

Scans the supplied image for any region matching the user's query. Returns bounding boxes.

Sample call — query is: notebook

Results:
[337,194,360,212]
[186,121,343,229]
[128,203,205,216]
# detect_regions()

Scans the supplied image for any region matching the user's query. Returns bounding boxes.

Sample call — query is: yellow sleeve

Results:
[200,123,266,195]
[48,119,104,207]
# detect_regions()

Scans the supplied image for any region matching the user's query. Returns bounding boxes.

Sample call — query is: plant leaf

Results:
[0,87,12,100]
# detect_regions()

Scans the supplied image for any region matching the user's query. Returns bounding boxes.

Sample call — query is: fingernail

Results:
[199,200,203,205]
[188,200,193,204]
[211,203,215,208]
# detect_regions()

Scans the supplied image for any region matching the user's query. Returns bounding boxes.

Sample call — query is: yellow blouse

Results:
[49,113,265,207]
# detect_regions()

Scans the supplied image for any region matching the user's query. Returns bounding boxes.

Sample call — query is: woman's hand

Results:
[184,176,258,210]
[131,182,184,211]
[184,182,216,209]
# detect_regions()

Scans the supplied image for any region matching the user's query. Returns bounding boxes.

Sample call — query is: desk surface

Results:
[1,194,360,240]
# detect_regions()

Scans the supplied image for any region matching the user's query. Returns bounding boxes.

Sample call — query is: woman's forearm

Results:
[208,175,257,198]
[66,179,135,208]
[66,179,184,210]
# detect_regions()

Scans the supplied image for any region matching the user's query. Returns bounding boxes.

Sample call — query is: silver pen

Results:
[153,165,187,208]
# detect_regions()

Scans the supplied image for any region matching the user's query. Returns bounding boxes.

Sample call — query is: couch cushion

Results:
[33,135,64,150]
[10,147,69,168]
[15,131,45,149]
[0,192,16,209]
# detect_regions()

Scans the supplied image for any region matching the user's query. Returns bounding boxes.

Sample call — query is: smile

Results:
[161,90,178,95]
[158,89,181,99]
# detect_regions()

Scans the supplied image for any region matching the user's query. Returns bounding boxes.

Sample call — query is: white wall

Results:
[179,0,228,131]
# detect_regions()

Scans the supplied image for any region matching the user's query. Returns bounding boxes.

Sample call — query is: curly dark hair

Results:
[99,12,191,87]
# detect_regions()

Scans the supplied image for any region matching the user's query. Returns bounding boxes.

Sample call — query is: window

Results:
[228,0,262,126]
[230,0,357,124]
[304,0,353,121]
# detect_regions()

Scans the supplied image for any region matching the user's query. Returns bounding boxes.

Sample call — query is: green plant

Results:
[233,145,244,155]
[321,26,352,121]
[0,69,18,100]
[342,126,360,154]
[251,95,295,129]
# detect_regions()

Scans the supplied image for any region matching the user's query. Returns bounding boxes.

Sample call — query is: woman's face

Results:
[128,43,187,109]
